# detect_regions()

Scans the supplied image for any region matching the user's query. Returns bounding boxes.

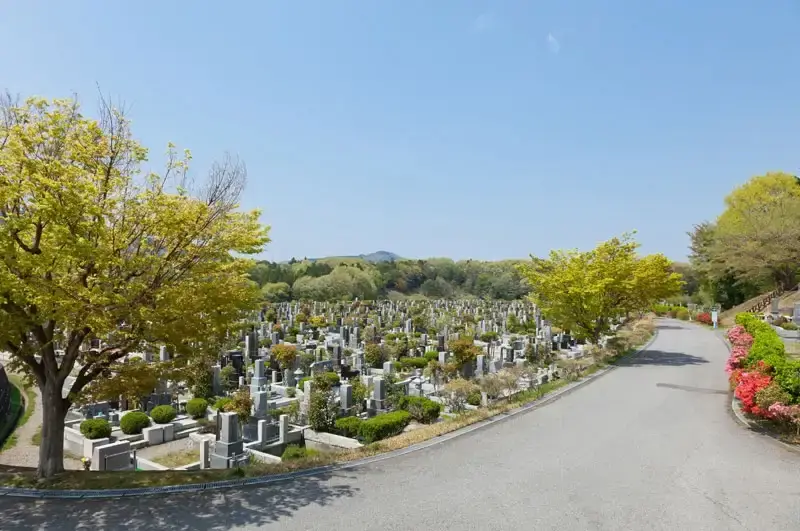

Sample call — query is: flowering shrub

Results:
[768,403,800,425]
[696,312,713,325]
[725,345,749,374]
[726,326,754,348]
[735,370,773,415]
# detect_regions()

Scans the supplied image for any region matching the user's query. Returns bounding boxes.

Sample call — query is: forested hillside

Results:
[249,257,530,301]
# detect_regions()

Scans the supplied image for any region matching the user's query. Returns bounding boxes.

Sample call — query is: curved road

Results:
[2,320,799,530]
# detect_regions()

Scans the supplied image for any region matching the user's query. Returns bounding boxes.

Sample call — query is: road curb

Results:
[0,329,660,500]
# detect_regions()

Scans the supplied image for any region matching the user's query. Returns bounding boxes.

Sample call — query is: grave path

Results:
[3,319,800,530]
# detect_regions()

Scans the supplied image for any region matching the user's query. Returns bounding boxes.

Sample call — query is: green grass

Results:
[31,426,41,446]
[0,385,23,452]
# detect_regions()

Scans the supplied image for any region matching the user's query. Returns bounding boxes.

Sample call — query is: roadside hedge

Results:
[358,410,411,443]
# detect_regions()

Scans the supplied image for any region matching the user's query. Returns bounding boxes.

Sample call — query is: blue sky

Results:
[1,1,798,263]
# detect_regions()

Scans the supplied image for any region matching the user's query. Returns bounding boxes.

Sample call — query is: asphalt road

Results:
[2,320,799,530]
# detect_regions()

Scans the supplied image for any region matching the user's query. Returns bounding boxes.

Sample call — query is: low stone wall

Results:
[303,428,363,453]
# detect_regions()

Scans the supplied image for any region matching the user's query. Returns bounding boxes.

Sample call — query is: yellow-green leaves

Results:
[712,172,800,288]
[516,233,682,342]
[0,94,269,399]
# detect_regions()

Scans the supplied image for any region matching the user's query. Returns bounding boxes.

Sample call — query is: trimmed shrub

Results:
[80,418,112,439]
[213,397,232,411]
[358,410,411,443]
[150,405,177,424]
[467,389,482,406]
[755,381,793,411]
[120,411,151,435]
[335,416,364,438]
[286,387,296,398]
[675,308,690,321]
[319,371,341,388]
[281,444,319,461]
[397,396,441,424]
[424,351,440,362]
[780,321,798,331]
[399,357,428,370]
[297,376,311,390]
[186,398,208,419]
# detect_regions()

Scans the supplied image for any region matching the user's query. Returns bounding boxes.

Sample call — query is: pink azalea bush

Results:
[727,325,754,348]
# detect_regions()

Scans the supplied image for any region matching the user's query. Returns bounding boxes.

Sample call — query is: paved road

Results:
[2,320,799,530]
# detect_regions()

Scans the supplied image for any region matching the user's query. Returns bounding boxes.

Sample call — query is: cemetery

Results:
[43,297,648,484]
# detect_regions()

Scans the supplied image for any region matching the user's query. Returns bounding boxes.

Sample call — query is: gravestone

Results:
[210,412,244,469]
[340,383,353,414]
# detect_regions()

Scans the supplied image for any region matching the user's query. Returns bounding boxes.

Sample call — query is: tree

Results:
[448,337,480,366]
[224,387,253,426]
[220,365,239,392]
[0,95,268,477]
[271,344,298,369]
[711,172,800,290]
[260,282,291,302]
[516,233,682,343]
[364,343,388,368]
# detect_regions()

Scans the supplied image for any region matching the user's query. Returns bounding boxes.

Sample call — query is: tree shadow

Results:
[619,350,709,367]
[0,470,360,531]
[656,324,686,330]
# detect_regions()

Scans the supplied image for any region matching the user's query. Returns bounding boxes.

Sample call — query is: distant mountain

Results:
[307,251,402,264]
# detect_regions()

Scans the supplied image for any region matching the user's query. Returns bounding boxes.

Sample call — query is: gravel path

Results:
[2,320,800,530]
[0,374,81,471]
[0,374,43,468]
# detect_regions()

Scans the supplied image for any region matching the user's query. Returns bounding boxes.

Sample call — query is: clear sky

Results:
[1,1,798,263]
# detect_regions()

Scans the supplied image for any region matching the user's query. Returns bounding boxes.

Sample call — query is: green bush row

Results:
[398,357,428,370]
[358,410,411,443]
[736,313,800,398]
[334,416,363,438]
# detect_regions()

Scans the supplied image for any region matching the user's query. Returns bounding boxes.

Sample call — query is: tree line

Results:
[249,257,531,301]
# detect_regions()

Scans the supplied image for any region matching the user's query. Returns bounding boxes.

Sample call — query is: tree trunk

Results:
[37,379,67,478]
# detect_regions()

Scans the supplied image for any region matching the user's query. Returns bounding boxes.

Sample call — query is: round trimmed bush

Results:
[150,405,177,424]
[399,396,442,423]
[675,308,690,321]
[120,411,151,435]
[80,418,112,439]
[186,398,208,419]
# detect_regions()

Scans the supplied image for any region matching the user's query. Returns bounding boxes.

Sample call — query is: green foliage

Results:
[220,365,238,392]
[480,332,499,343]
[271,344,298,369]
[675,307,690,320]
[350,378,369,414]
[186,398,208,419]
[213,397,233,411]
[0,96,269,476]
[224,388,253,424]
[397,396,441,424]
[424,350,440,362]
[365,343,388,368]
[316,372,341,388]
[518,232,682,343]
[467,389,482,406]
[249,257,530,302]
[120,412,151,435]
[736,313,800,398]
[358,410,412,443]
[79,419,112,440]
[190,368,214,400]
[334,416,364,438]
[281,444,320,461]
[755,382,793,411]
[308,389,339,433]
[398,357,429,370]
[448,338,480,366]
[150,405,177,424]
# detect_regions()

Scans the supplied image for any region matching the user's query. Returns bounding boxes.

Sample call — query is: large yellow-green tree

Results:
[0,95,269,477]
[711,172,800,289]
[516,233,682,343]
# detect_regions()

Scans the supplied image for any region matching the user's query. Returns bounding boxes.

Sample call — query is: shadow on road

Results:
[620,350,709,367]
[0,470,360,531]
[656,324,686,330]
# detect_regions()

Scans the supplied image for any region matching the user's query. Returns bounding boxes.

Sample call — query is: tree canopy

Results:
[517,233,682,342]
[0,95,268,477]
